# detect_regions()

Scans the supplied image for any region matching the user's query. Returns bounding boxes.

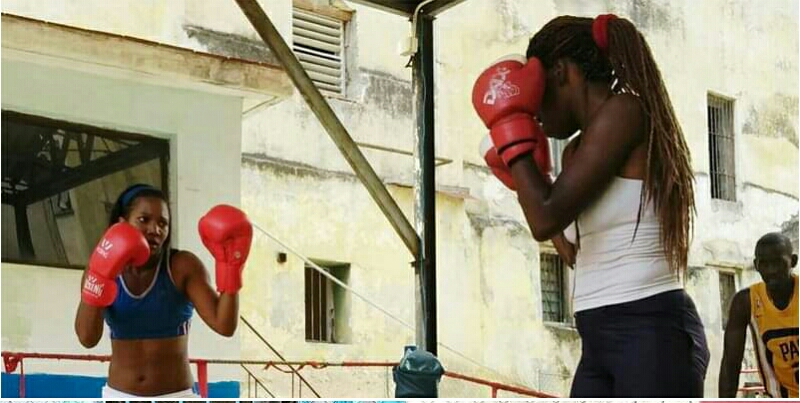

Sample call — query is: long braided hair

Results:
[526,15,696,274]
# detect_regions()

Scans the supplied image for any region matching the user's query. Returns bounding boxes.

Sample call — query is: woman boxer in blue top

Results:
[74,184,253,398]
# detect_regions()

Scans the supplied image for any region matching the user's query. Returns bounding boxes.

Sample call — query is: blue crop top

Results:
[104,249,194,339]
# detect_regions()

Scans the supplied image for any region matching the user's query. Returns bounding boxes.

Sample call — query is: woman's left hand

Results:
[552,232,576,268]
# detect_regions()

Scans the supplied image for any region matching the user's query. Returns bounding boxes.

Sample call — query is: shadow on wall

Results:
[0,373,238,398]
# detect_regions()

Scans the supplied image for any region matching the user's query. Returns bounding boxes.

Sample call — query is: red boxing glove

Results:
[82,223,150,307]
[472,54,546,166]
[479,130,553,190]
[479,134,516,190]
[199,204,253,294]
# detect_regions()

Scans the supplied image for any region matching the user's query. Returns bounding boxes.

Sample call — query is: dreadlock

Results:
[525,15,696,274]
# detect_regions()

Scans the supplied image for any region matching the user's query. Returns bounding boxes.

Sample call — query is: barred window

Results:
[540,252,567,323]
[305,262,350,343]
[719,271,737,328]
[708,94,736,201]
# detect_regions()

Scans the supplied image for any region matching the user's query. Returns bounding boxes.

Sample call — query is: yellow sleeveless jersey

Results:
[749,274,799,398]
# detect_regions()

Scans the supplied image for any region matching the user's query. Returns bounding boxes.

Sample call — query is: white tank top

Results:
[564,177,682,313]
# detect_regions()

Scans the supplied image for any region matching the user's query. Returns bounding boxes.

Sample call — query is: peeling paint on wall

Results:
[357,69,413,117]
[743,94,799,147]
[781,213,799,251]
[242,152,359,182]
[497,0,536,41]
[553,0,682,35]
[626,0,679,33]
[183,24,279,65]
[467,212,529,239]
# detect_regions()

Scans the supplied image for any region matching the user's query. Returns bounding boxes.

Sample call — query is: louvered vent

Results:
[292,8,345,94]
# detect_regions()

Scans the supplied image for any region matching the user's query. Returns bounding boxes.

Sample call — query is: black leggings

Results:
[570,289,711,397]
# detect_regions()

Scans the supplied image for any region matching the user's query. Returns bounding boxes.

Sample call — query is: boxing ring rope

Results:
[1,351,559,398]
[251,222,540,384]
[0,351,767,398]
[255,361,554,398]
[247,222,768,398]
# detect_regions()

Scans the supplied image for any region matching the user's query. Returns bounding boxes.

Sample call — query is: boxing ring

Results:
[2,350,766,398]
[1,351,558,398]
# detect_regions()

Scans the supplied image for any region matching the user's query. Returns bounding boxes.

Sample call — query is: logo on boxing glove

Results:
[482,66,521,105]
[82,273,104,298]
[96,238,114,259]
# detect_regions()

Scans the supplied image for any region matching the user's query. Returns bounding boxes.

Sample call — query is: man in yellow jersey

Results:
[719,232,798,398]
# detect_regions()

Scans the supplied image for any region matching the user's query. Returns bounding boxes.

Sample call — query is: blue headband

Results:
[119,184,160,207]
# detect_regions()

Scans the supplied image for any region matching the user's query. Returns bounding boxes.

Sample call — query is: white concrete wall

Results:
[1,57,245,382]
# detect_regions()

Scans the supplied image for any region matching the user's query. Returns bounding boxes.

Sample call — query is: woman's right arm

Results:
[74,269,105,348]
[510,94,646,241]
[73,222,150,348]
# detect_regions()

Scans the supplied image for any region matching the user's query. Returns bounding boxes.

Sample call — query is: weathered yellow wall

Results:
[239,0,797,397]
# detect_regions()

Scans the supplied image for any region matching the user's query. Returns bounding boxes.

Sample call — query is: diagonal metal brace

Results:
[234,0,420,257]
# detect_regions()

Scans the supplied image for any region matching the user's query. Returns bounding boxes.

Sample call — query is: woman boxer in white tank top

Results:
[499,15,709,397]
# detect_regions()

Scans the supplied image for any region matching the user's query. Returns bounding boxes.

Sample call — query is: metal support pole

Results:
[412,13,437,356]
[233,0,420,258]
